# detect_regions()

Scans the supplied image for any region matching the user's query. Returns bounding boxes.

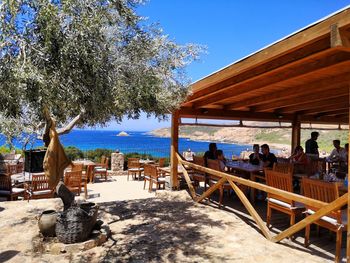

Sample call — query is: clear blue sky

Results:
[103,0,350,131]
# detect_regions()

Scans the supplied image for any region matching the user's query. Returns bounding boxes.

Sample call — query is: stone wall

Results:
[110,152,125,176]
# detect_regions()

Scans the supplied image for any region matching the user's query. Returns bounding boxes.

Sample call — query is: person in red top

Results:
[290,146,308,165]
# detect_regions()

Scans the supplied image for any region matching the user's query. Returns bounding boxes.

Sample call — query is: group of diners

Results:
[203,142,277,172]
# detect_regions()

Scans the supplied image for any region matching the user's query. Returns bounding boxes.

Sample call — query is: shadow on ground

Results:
[0,250,20,261]
[95,196,225,262]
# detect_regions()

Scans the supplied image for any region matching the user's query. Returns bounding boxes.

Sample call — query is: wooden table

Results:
[225,161,264,203]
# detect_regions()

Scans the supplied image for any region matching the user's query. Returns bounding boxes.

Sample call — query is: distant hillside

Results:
[149,124,348,154]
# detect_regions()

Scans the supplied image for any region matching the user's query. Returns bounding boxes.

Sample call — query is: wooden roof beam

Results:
[179,108,294,122]
[279,97,348,113]
[225,72,350,110]
[192,50,350,108]
[191,8,350,94]
[298,102,349,115]
[331,23,350,47]
[254,86,349,112]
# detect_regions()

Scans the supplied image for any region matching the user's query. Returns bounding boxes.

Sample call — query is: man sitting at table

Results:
[261,144,277,168]
[204,143,217,165]
[327,139,346,162]
[249,144,263,165]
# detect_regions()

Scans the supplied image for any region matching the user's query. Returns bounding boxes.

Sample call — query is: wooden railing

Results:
[176,153,347,243]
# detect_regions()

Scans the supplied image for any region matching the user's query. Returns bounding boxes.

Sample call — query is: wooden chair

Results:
[143,164,152,191]
[64,170,82,195]
[0,175,25,201]
[192,156,206,188]
[94,157,109,181]
[149,164,166,192]
[127,158,143,181]
[85,164,95,183]
[273,162,294,174]
[71,163,87,198]
[207,159,232,208]
[27,174,54,200]
[157,158,166,168]
[265,170,304,232]
[302,177,346,262]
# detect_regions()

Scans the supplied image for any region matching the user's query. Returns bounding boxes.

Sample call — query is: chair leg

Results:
[289,214,296,240]
[219,186,223,209]
[127,172,130,181]
[266,205,271,228]
[335,230,342,263]
[149,180,153,192]
[143,179,146,189]
[304,223,311,247]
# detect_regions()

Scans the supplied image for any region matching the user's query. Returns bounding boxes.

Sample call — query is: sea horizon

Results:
[0,129,252,158]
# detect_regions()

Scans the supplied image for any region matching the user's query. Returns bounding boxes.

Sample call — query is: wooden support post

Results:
[227,179,272,240]
[347,85,350,262]
[176,153,197,199]
[291,115,301,152]
[170,111,179,190]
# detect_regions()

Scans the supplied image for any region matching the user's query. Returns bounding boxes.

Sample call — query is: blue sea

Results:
[0,130,252,158]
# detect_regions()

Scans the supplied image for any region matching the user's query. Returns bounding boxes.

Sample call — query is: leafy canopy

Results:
[0,0,203,145]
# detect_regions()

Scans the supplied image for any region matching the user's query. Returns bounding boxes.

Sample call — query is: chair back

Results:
[207,159,221,180]
[0,175,11,192]
[302,177,340,220]
[273,162,294,175]
[158,158,165,168]
[307,158,326,176]
[86,164,95,182]
[266,169,294,205]
[104,157,110,169]
[193,156,205,167]
[100,156,106,165]
[71,163,83,172]
[276,157,290,164]
[144,164,153,177]
[149,164,158,180]
[65,170,82,190]
[128,158,140,169]
[302,177,339,203]
[32,174,51,192]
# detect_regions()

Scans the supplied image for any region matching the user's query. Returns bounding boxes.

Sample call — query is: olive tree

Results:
[0,0,203,146]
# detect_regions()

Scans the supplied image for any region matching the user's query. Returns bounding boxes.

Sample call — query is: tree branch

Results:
[56,112,84,135]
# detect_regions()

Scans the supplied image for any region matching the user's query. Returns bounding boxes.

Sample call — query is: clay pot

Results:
[38,210,57,237]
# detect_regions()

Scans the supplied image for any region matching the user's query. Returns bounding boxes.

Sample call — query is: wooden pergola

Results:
[170,6,350,262]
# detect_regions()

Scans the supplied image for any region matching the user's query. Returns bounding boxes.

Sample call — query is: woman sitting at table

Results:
[217,150,227,172]
[290,145,309,174]
[249,144,263,165]
[204,143,218,166]
[261,144,277,168]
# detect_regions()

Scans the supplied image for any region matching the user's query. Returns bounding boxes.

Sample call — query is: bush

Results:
[64,146,84,161]
[85,148,113,163]
[0,145,23,155]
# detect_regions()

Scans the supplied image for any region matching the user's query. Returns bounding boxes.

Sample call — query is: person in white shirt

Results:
[328,140,346,162]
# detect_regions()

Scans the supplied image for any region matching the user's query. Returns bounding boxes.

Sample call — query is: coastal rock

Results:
[117,131,129,136]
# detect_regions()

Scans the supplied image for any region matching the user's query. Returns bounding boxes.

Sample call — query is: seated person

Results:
[204,143,217,165]
[290,145,308,165]
[328,139,346,162]
[261,144,277,168]
[249,144,263,165]
[344,143,349,164]
[217,150,226,172]
[183,148,195,161]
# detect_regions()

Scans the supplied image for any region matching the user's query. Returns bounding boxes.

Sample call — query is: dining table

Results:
[225,160,265,203]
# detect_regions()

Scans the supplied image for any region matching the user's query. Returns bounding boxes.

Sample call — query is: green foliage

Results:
[85,148,113,163]
[0,0,204,144]
[0,145,23,155]
[64,146,84,161]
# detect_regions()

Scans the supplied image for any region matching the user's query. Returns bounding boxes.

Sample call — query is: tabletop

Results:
[225,161,264,173]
